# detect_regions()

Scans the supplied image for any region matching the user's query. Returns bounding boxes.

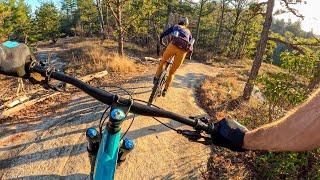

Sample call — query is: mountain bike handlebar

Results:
[30,65,214,134]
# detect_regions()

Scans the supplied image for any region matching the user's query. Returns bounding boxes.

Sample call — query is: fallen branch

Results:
[1,92,60,117]
[1,70,108,117]
[65,70,108,88]
[80,70,109,82]
[144,57,160,62]
[4,95,30,109]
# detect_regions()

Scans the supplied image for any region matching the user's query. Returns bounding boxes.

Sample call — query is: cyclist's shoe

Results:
[153,77,159,85]
[162,89,167,97]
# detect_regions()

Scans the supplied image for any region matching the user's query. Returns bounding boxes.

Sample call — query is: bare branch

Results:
[280,0,304,19]
[106,1,120,25]
[268,37,306,54]
[312,35,320,44]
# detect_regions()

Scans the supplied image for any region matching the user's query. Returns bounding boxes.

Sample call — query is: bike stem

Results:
[107,95,133,134]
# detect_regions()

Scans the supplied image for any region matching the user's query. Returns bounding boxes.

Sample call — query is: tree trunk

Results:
[214,0,226,54]
[96,0,106,40]
[117,4,124,56]
[234,22,250,59]
[195,0,205,45]
[243,0,275,100]
[308,61,320,90]
[24,34,28,44]
[166,0,173,27]
[118,30,124,56]
[106,5,109,37]
[227,8,242,56]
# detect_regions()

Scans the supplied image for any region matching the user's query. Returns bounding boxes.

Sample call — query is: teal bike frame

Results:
[93,127,121,180]
[94,129,121,180]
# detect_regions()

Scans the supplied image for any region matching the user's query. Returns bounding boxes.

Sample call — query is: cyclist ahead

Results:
[154,17,194,97]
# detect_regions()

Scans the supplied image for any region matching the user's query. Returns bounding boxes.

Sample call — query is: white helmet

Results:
[179,17,189,26]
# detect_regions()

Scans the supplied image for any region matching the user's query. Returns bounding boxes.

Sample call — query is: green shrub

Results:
[255,151,320,179]
[258,72,307,121]
[253,51,320,179]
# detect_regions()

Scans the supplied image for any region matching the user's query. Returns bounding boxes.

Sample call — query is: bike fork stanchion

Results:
[117,138,135,165]
[86,128,100,179]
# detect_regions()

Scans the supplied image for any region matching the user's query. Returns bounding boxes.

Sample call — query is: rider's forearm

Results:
[243,88,320,151]
[160,26,173,40]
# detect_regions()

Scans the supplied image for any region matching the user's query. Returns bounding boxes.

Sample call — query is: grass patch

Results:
[197,70,267,124]
[60,40,145,76]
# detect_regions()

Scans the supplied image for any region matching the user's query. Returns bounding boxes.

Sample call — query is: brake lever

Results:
[29,61,65,92]
[177,129,212,145]
[42,82,65,92]
[178,129,202,141]
[189,115,210,124]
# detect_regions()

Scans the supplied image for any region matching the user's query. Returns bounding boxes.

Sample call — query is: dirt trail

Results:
[0,62,219,179]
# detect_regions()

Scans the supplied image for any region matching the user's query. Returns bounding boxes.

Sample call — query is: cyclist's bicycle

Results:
[148,57,174,105]
[30,63,214,180]
[148,35,195,105]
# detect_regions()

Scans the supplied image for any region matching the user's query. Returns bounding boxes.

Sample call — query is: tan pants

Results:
[155,43,187,90]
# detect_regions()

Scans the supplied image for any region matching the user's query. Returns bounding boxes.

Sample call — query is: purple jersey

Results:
[160,25,193,43]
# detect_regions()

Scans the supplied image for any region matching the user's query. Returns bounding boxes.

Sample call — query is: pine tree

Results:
[35,3,60,43]
[12,0,31,43]
[0,1,12,41]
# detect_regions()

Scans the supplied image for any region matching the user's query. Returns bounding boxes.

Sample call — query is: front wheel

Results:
[148,71,167,105]
[148,81,160,105]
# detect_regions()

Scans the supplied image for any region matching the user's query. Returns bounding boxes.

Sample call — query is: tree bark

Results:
[166,0,173,27]
[227,2,243,56]
[308,61,320,90]
[214,0,226,54]
[195,0,206,45]
[107,0,127,56]
[243,0,275,100]
[117,2,124,56]
[96,0,106,40]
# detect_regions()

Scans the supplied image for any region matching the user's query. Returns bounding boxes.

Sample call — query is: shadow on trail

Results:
[0,90,185,171]
[0,119,183,170]
[0,85,151,139]
[10,174,89,180]
[172,73,209,90]
[0,70,204,177]
[151,163,204,180]
[0,143,87,170]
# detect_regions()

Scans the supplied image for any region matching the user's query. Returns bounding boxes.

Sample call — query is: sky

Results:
[273,0,320,34]
[26,0,60,12]
[25,0,320,35]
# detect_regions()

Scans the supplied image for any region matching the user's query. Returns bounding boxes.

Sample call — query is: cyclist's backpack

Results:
[172,37,191,52]
[170,25,193,52]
